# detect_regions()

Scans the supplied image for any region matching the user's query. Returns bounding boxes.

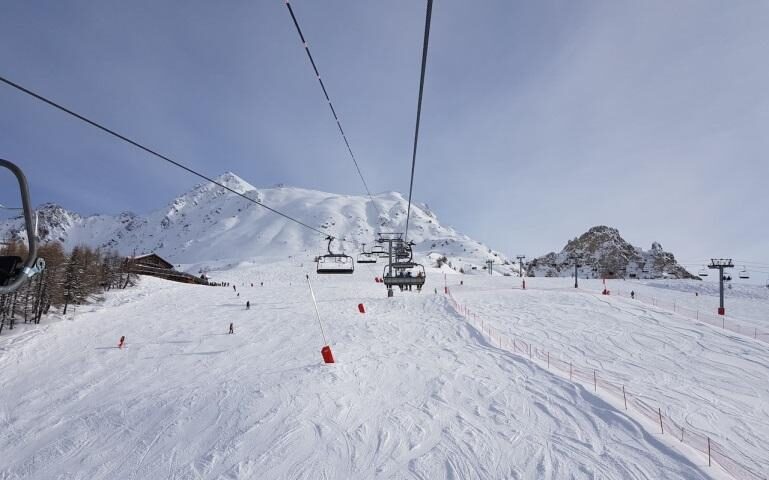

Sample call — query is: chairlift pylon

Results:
[316,236,354,274]
[0,159,45,294]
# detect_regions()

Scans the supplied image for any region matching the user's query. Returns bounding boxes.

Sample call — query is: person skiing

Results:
[233,285,236,292]
[630,290,635,299]
[246,301,250,310]
[118,335,125,349]
[229,323,234,334]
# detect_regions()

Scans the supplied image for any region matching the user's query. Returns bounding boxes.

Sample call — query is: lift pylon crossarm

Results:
[0,160,46,294]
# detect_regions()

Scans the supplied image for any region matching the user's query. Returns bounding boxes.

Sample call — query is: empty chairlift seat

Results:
[356,243,378,264]
[316,236,354,274]
[739,267,750,279]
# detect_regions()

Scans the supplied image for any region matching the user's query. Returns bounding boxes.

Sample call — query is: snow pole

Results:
[305,274,334,363]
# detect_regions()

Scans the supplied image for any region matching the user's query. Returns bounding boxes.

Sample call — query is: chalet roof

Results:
[130,253,174,269]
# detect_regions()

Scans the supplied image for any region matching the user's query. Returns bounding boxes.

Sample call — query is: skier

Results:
[237,292,240,297]
[229,323,234,334]
[118,335,125,349]
[246,301,250,310]
[233,285,236,292]
[261,281,263,286]
[630,290,635,299]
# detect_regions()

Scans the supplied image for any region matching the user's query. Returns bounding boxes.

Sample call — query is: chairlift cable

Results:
[404,0,433,242]
[0,74,348,242]
[284,0,383,220]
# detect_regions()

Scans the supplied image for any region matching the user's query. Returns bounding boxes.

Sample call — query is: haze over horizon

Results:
[1,0,767,268]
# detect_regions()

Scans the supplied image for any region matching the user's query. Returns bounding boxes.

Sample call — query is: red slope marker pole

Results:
[306,274,334,364]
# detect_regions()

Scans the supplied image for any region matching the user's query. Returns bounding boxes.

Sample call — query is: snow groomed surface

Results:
[450,276,768,479]
[0,260,740,479]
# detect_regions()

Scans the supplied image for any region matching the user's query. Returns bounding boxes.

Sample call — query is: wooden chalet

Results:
[125,253,210,285]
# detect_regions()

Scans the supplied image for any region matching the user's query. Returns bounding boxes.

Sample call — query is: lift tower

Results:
[708,259,734,315]
[516,255,526,278]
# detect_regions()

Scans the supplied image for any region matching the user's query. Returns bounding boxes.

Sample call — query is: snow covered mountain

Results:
[0,172,517,274]
[526,225,696,279]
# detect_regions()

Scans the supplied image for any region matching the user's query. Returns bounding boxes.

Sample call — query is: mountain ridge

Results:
[0,172,518,275]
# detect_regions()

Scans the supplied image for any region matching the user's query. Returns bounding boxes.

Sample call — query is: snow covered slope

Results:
[0,261,715,479]
[527,226,696,280]
[0,173,517,275]
[451,275,769,478]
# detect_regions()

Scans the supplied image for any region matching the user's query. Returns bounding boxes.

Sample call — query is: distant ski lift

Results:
[357,243,377,264]
[316,236,354,274]
[370,245,387,258]
[738,267,750,279]
[698,266,708,277]
[395,241,415,262]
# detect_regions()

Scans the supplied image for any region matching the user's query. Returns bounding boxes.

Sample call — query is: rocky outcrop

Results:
[527,226,697,279]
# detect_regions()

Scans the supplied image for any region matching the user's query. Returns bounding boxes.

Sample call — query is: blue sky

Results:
[1,0,767,270]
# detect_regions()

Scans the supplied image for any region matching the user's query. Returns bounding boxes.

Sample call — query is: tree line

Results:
[0,241,137,334]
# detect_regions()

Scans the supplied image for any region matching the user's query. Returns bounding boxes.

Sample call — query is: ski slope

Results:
[451,276,769,478]
[0,259,724,479]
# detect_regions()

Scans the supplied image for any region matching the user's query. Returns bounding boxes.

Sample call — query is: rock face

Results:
[0,172,518,275]
[526,226,697,280]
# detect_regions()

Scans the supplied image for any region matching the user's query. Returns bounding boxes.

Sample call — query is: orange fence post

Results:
[707,437,711,466]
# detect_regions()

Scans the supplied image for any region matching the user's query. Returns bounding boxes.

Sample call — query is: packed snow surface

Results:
[4,258,764,479]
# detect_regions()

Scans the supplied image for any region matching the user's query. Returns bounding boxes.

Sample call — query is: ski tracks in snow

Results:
[0,262,713,479]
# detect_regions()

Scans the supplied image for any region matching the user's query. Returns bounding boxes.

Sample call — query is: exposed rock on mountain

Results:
[526,226,697,279]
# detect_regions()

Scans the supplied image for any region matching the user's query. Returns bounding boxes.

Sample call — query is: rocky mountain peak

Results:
[528,226,696,280]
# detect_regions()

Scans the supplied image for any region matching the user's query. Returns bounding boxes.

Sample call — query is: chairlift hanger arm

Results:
[0,159,45,294]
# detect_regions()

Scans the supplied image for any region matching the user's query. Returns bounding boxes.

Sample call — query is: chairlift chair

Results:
[0,160,45,293]
[370,245,387,258]
[698,266,708,277]
[357,243,377,264]
[394,241,415,262]
[738,267,750,279]
[382,261,426,291]
[316,236,354,274]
